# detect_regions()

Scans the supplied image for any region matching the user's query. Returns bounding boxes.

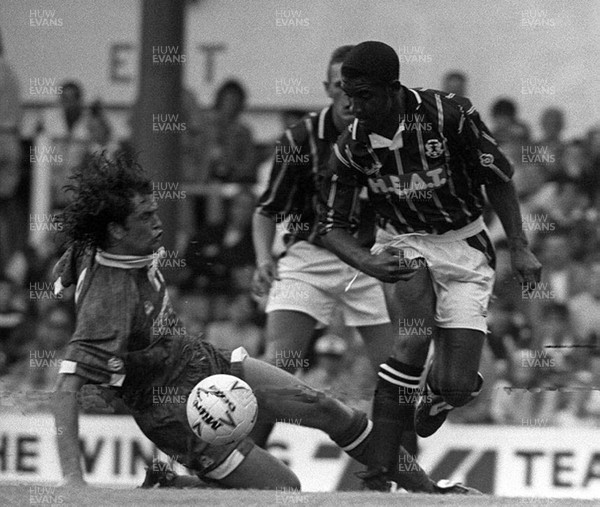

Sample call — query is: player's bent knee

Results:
[430,377,477,408]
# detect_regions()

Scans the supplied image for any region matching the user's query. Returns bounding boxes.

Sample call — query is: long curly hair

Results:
[57,153,152,250]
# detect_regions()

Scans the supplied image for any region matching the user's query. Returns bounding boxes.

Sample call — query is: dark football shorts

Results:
[128,338,252,480]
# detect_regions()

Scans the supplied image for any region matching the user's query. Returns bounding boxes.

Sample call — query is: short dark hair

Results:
[342,41,399,84]
[444,71,467,83]
[491,98,517,118]
[326,45,354,82]
[61,80,83,100]
[58,153,152,249]
[215,79,247,110]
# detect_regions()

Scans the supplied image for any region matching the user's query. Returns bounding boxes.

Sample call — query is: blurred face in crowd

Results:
[219,90,244,121]
[325,62,353,130]
[541,235,571,269]
[60,85,83,116]
[228,191,255,229]
[540,109,564,141]
[587,128,600,158]
[88,116,110,146]
[491,113,514,133]
[443,74,466,96]
[562,142,587,178]
[108,193,163,255]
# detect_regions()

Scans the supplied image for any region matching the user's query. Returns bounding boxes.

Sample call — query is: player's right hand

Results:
[362,247,418,283]
[252,259,279,297]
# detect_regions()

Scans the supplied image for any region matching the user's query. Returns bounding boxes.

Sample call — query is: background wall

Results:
[3,0,599,140]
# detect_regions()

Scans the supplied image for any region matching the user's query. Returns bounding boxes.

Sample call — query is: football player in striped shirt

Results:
[320,41,541,481]
[253,45,426,490]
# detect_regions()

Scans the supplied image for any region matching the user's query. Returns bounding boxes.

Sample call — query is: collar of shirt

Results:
[368,122,406,150]
[96,247,166,291]
[358,86,424,150]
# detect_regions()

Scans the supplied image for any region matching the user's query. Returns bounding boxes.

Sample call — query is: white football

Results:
[186,374,258,446]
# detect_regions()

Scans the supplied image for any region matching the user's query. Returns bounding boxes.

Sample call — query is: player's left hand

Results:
[510,246,542,286]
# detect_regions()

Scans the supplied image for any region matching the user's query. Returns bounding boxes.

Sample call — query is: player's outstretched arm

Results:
[251,211,279,297]
[54,373,88,486]
[485,179,542,285]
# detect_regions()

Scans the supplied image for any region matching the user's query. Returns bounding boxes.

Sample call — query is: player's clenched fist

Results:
[252,259,280,297]
[360,246,417,283]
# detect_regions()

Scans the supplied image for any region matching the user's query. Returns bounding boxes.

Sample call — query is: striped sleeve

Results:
[256,124,309,218]
[318,132,364,235]
[453,96,514,185]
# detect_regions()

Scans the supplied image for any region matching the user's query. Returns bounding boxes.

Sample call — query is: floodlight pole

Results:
[133,0,185,258]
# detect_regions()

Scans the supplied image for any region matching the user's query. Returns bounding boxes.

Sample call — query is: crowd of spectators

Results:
[1,60,599,427]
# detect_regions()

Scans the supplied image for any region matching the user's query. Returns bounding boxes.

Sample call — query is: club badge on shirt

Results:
[425,139,444,158]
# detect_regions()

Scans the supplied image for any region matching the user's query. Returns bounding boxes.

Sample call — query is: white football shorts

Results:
[266,240,390,327]
[374,216,495,333]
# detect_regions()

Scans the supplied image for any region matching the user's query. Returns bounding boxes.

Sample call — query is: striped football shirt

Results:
[257,107,363,246]
[320,87,514,236]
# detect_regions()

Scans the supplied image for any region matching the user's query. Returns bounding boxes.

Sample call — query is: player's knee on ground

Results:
[428,371,479,408]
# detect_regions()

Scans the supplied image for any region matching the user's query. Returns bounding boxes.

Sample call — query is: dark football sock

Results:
[371,358,423,471]
[332,409,435,493]
[330,409,372,465]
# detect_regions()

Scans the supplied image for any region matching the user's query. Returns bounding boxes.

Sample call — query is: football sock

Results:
[331,409,373,464]
[372,358,423,470]
[332,408,435,493]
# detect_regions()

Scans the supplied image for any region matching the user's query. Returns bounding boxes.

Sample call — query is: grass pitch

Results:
[1,484,598,507]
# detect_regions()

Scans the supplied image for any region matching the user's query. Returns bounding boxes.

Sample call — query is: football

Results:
[186,374,258,446]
